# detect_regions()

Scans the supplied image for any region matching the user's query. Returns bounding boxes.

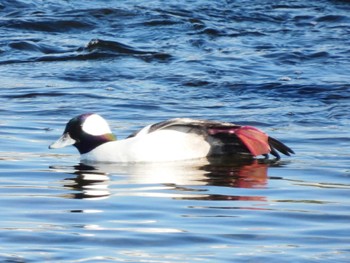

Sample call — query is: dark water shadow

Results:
[50,158,286,201]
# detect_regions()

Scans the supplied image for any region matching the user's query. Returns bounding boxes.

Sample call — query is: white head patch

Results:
[82,114,112,136]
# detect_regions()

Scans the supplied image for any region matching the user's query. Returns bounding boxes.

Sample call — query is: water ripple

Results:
[0,38,171,65]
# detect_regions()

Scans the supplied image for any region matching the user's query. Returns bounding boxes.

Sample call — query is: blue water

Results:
[1,0,350,262]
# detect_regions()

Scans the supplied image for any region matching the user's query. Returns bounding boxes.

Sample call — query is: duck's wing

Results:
[127,118,233,138]
[126,118,211,138]
[128,118,294,159]
[149,118,234,131]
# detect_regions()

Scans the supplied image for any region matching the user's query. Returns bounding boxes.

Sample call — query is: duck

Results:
[49,113,294,163]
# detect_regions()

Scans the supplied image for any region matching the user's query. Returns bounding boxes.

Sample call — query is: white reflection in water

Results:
[83,224,183,233]
[50,157,276,201]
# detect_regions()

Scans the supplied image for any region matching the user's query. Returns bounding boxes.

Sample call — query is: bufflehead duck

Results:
[49,113,294,163]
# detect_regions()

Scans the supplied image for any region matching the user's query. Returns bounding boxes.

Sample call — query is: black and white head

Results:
[49,113,116,154]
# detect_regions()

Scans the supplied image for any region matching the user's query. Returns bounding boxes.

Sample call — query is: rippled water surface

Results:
[1,0,350,262]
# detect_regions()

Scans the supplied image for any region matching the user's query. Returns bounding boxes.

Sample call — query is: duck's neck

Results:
[74,133,116,154]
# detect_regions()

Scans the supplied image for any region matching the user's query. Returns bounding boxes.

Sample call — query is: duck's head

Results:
[49,113,116,154]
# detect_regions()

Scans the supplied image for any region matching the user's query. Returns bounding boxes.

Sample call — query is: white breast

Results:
[81,129,211,163]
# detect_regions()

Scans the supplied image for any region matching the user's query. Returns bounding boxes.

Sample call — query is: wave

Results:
[0,38,172,65]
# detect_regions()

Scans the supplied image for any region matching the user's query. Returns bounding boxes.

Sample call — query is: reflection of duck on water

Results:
[53,164,111,200]
[51,159,280,201]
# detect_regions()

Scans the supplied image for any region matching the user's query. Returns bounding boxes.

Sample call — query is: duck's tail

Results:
[267,136,295,159]
[234,126,294,159]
